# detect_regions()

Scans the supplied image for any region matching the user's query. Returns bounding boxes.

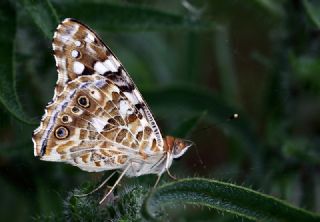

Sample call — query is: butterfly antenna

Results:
[190,113,238,166]
[193,142,204,166]
[192,113,239,137]
[75,171,117,197]
[229,113,239,120]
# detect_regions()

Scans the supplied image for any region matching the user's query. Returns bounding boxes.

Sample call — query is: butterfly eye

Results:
[55,126,69,139]
[77,96,90,108]
[61,115,72,123]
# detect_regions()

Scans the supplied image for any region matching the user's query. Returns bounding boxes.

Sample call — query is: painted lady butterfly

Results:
[32,18,192,203]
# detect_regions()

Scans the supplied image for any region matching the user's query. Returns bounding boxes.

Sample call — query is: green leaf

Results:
[21,0,59,39]
[213,26,239,105]
[0,1,36,125]
[252,0,284,17]
[54,184,149,221]
[54,2,217,32]
[303,0,320,28]
[290,54,320,92]
[282,138,320,164]
[142,178,320,221]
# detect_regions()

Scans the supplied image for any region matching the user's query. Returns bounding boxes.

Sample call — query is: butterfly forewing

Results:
[33,18,165,173]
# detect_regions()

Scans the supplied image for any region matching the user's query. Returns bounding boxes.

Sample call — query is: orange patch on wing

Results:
[81,153,90,163]
[151,139,159,152]
[100,149,112,157]
[117,155,127,164]
[139,150,148,160]
[57,141,75,154]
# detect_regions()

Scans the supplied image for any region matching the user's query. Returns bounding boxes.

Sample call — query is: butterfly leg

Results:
[99,164,130,204]
[152,169,176,190]
[166,169,177,180]
[153,154,177,188]
[75,171,117,197]
[153,174,162,188]
[166,152,177,180]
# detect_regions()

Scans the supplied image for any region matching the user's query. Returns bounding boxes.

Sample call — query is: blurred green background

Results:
[1,0,320,221]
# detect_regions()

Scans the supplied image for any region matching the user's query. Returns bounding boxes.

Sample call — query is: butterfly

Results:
[32,18,192,203]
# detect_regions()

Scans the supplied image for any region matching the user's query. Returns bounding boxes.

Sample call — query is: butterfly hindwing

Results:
[33,72,162,172]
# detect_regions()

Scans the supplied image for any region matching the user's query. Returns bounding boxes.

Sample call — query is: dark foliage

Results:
[1,0,320,221]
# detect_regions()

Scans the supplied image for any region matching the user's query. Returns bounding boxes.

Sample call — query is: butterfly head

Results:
[165,136,193,159]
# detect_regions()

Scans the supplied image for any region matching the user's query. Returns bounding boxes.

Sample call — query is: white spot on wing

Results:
[60,57,67,69]
[32,137,38,156]
[62,18,72,23]
[94,59,118,74]
[90,89,101,100]
[85,32,95,43]
[88,33,95,41]
[58,34,69,43]
[133,89,144,102]
[33,126,41,134]
[52,44,62,51]
[103,60,117,72]
[73,61,85,74]
[136,126,143,133]
[71,50,79,58]
[119,100,130,116]
[53,55,58,67]
[94,61,108,74]
[75,40,81,47]
[124,92,138,104]
[91,117,106,133]
[109,56,121,68]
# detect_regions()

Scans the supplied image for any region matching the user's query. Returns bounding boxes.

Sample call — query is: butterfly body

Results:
[32,18,192,180]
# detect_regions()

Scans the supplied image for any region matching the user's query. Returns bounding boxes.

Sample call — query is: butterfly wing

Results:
[33,74,162,172]
[52,18,163,148]
[32,18,165,172]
